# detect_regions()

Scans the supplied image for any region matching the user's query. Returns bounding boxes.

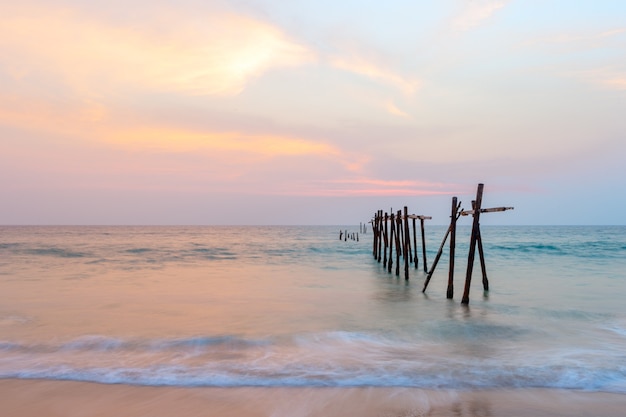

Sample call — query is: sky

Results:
[1,0,625,225]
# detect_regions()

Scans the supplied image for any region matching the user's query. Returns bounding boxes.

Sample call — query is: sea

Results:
[1,225,626,396]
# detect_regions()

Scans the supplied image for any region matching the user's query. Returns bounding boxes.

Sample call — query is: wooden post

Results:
[397,212,404,259]
[377,211,382,262]
[420,218,428,272]
[372,214,377,258]
[475,205,489,291]
[447,197,458,299]
[412,218,419,270]
[403,206,410,280]
[395,210,402,276]
[383,212,389,268]
[388,212,395,273]
[462,183,484,305]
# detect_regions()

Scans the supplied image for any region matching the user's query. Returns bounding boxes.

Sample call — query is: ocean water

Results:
[1,225,626,393]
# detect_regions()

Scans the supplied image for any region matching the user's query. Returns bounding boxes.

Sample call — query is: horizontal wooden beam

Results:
[370,214,432,222]
[460,207,514,216]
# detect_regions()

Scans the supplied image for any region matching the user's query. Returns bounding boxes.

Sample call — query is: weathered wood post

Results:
[473,201,489,291]
[403,206,410,280]
[412,217,419,270]
[395,210,402,276]
[373,213,379,258]
[372,213,378,258]
[462,183,484,305]
[388,212,395,273]
[420,217,428,272]
[383,212,389,268]
[447,197,458,299]
[377,211,382,262]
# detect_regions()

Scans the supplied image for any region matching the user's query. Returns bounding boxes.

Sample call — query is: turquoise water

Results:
[0,225,625,392]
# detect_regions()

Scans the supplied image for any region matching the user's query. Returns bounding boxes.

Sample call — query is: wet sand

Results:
[1,379,624,417]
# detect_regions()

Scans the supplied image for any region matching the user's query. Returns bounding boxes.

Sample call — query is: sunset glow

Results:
[1,0,625,225]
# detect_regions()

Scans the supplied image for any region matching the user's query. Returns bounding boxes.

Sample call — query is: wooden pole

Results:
[377,211,382,262]
[383,212,389,268]
[462,183,484,305]
[372,211,380,259]
[412,218,419,270]
[475,204,489,291]
[403,206,410,280]
[420,218,428,272]
[368,213,378,259]
[396,210,406,259]
[388,212,395,273]
[447,197,458,299]
[395,210,402,276]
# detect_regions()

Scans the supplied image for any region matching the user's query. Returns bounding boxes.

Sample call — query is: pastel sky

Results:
[1,0,624,225]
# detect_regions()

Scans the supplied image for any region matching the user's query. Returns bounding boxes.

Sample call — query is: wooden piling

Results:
[403,207,410,280]
[383,212,389,268]
[388,212,395,273]
[420,218,428,272]
[461,183,484,305]
[372,213,378,259]
[469,201,489,291]
[447,197,458,299]
[377,211,383,262]
[395,210,402,276]
[412,218,419,270]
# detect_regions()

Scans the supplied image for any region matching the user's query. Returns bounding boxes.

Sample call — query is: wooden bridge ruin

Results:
[370,183,513,304]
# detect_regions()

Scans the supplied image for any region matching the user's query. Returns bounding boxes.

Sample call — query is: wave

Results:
[26,247,89,258]
[1,332,625,392]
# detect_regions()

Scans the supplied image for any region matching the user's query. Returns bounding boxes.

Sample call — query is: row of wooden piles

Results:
[371,183,513,304]
[371,206,432,280]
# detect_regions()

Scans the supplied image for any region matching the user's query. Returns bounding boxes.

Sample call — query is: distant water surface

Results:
[1,225,625,392]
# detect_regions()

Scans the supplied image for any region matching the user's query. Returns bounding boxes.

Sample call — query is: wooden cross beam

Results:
[406,215,433,220]
[460,207,514,216]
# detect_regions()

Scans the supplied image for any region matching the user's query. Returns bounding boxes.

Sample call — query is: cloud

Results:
[525,28,626,47]
[329,55,420,95]
[0,5,314,98]
[574,67,626,91]
[108,128,340,157]
[452,0,509,31]
[298,178,461,197]
[385,100,411,118]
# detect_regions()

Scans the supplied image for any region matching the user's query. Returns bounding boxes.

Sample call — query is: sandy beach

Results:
[1,379,624,417]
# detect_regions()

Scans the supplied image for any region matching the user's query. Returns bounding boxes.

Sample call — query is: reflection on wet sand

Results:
[2,381,625,417]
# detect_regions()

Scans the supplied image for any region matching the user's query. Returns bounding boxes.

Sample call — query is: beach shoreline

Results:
[2,379,624,417]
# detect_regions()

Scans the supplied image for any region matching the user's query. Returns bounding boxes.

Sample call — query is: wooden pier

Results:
[370,183,513,304]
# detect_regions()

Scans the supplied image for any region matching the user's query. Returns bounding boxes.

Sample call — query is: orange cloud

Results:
[292,178,461,197]
[108,128,340,157]
[0,93,108,137]
[0,5,314,97]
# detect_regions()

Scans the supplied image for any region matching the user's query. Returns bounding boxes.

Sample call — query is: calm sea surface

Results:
[1,225,625,392]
